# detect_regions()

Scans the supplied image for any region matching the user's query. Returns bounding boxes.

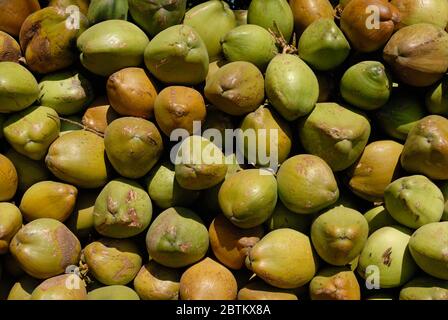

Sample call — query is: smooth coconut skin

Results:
[175,136,227,191]
[82,97,119,134]
[399,276,448,300]
[340,61,392,110]
[88,285,140,300]
[409,222,448,280]
[363,206,396,235]
[19,181,78,222]
[383,23,448,87]
[107,68,157,119]
[146,161,200,210]
[265,54,319,121]
[9,218,81,279]
[133,261,181,300]
[246,228,317,289]
[219,169,278,229]
[221,24,278,70]
[341,0,400,52]
[104,117,164,179]
[87,0,129,24]
[77,20,149,77]
[384,175,444,229]
[0,62,39,113]
[154,86,206,136]
[0,154,18,201]
[237,279,299,300]
[0,31,22,63]
[209,214,264,270]
[38,71,93,116]
[248,0,293,41]
[375,87,426,141]
[179,258,238,300]
[83,239,142,286]
[128,0,186,37]
[391,0,448,30]
[298,19,350,71]
[0,203,22,254]
[289,0,334,35]
[31,274,87,300]
[183,0,237,60]
[45,131,109,189]
[357,226,418,288]
[144,25,209,85]
[349,140,403,202]
[0,0,40,37]
[239,106,292,166]
[277,155,339,214]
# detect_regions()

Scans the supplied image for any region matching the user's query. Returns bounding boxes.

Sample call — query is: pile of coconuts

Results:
[0,0,448,301]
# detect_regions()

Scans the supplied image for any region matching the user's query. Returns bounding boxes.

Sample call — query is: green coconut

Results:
[340,61,392,110]
[83,238,142,285]
[384,175,444,229]
[247,0,294,41]
[45,130,110,189]
[218,169,277,229]
[265,54,319,121]
[145,207,209,268]
[221,24,278,70]
[311,206,369,266]
[183,0,237,60]
[298,19,350,71]
[277,154,339,214]
[144,24,209,85]
[104,117,163,179]
[3,106,60,160]
[0,62,39,113]
[37,70,94,116]
[128,0,186,37]
[246,228,317,289]
[299,103,371,171]
[409,222,448,280]
[357,226,418,288]
[77,20,149,76]
[93,179,152,238]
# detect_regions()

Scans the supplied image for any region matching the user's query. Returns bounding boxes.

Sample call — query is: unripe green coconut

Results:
[277,155,339,214]
[246,228,317,289]
[357,226,418,288]
[145,207,209,268]
[3,106,60,160]
[93,179,152,238]
[311,206,369,266]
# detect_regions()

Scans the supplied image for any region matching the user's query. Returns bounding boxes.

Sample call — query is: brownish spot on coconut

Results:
[382,247,392,267]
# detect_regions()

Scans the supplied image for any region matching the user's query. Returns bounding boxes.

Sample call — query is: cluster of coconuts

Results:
[0,0,448,301]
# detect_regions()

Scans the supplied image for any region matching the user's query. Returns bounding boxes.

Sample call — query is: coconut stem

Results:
[334,5,343,20]
[47,113,105,138]
[78,256,92,286]
[269,21,298,55]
